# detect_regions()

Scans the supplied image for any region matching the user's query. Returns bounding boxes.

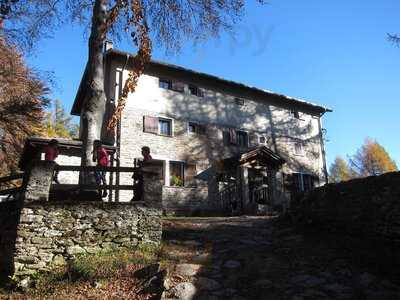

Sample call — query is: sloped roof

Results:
[221,146,285,169]
[71,48,332,116]
[18,137,116,170]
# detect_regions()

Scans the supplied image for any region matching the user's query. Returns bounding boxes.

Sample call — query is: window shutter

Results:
[185,164,197,187]
[172,81,185,92]
[229,128,237,144]
[143,116,158,134]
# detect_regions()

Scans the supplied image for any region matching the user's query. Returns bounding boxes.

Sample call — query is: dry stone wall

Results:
[0,201,162,280]
[0,201,22,282]
[293,172,400,243]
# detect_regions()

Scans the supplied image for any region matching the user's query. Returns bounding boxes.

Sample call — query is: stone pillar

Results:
[142,171,163,209]
[24,161,55,202]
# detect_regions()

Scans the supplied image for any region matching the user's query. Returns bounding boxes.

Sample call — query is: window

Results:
[159,118,172,136]
[159,79,172,90]
[294,142,304,155]
[292,173,317,193]
[143,116,172,136]
[188,84,204,97]
[237,131,248,147]
[235,97,245,106]
[188,122,206,135]
[259,136,266,144]
[291,110,300,119]
[159,78,184,93]
[170,161,184,186]
[171,81,185,92]
[225,129,248,147]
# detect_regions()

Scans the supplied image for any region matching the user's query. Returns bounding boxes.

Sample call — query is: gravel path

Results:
[161,216,400,300]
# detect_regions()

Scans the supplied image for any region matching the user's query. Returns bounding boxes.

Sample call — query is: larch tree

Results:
[1,0,266,171]
[44,99,79,138]
[0,36,49,176]
[350,138,398,177]
[329,156,353,183]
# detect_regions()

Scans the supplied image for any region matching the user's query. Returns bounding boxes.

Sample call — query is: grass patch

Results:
[3,243,162,299]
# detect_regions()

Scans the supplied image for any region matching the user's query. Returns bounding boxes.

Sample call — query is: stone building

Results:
[71,46,332,215]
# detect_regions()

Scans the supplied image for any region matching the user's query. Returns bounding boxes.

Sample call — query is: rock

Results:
[175,264,202,277]
[381,280,400,291]
[291,275,326,287]
[66,245,86,256]
[192,254,209,264]
[230,295,245,300]
[18,277,31,291]
[283,235,304,243]
[15,256,37,264]
[366,291,400,300]
[197,294,219,300]
[239,239,259,246]
[196,277,221,291]
[164,277,173,290]
[134,263,160,279]
[170,282,197,300]
[359,272,376,287]
[323,283,353,299]
[253,279,273,289]
[213,288,237,297]
[183,240,202,247]
[223,260,241,269]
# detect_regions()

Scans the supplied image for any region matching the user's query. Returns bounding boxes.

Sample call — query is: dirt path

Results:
[161,216,400,300]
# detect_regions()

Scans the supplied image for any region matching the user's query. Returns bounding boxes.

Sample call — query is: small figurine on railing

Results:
[44,139,60,184]
[93,140,110,198]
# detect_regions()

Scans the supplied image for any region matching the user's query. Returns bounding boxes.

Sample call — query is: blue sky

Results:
[27,0,400,167]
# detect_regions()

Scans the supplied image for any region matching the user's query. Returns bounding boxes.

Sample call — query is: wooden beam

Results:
[52,184,135,190]
[55,166,136,172]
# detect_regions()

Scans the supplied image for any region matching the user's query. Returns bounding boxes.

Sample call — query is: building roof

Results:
[71,48,332,116]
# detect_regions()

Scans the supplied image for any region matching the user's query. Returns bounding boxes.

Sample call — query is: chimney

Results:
[104,40,113,52]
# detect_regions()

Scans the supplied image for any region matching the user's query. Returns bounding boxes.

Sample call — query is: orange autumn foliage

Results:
[0,36,49,175]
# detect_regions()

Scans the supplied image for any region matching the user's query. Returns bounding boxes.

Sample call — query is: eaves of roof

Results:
[71,48,332,116]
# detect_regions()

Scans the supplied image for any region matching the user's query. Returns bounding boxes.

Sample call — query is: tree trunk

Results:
[81,0,107,174]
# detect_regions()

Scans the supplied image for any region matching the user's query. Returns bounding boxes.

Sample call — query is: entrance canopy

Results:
[219,146,285,170]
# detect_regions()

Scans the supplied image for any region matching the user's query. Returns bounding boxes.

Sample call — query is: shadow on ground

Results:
[161,216,400,300]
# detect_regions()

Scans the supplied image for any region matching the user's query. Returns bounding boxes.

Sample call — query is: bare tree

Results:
[1,0,266,170]
[387,33,400,47]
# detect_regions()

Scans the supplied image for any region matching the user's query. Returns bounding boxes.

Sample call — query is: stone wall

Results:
[10,201,161,278]
[292,172,400,243]
[162,186,214,216]
[0,201,22,282]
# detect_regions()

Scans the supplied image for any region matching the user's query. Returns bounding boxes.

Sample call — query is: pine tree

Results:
[44,99,79,138]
